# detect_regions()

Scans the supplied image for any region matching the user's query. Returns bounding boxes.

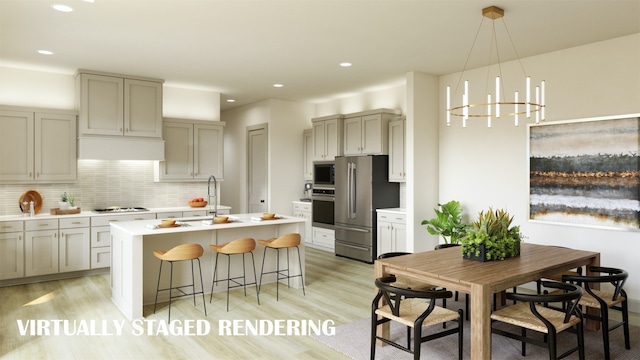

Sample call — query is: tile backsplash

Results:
[0,160,214,216]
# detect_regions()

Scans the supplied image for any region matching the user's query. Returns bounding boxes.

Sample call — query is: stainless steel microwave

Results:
[313,161,335,187]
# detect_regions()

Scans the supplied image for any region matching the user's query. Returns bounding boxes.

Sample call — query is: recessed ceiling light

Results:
[273,83,283,88]
[226,99,236,103]
[340,62,352,67]
[82,0,95,3]
[37,50,54,55]
[52,4,74,12]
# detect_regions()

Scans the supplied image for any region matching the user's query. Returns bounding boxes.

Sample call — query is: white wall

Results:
[439,34,640,308]
[220,99,314,215]
[315,84,406,116]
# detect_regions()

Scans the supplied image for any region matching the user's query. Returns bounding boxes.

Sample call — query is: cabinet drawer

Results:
[182,210,208,217]
[91,247,110,269]
[59,217,90,229]
[0,220,24,233]
[377,212,406,224]
[293,203,311,212]
[91,213,155,226]
[156,212,182,219]
[25,219,58,231]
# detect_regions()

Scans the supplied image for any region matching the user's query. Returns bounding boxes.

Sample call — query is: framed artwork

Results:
[528,114,640,231]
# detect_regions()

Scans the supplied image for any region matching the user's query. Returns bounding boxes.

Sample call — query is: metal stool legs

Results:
[258,245,305,300]
[153,257,207,322]
[210,252,260,311]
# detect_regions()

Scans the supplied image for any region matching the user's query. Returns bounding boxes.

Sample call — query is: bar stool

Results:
[209,237,260,311]
[153,243,207,322]
[258,233,305,301]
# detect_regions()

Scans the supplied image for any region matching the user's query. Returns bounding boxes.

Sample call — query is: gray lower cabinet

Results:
[0,221,24,280]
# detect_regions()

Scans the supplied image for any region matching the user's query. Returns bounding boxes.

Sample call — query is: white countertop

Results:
[110,213,305,236]
[376,207,406,214]
[0,205,232,222]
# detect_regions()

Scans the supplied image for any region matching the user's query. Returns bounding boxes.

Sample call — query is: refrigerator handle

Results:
[350,161,357,218]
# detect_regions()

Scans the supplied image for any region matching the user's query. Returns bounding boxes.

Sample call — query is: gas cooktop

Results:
[92,207,149,214]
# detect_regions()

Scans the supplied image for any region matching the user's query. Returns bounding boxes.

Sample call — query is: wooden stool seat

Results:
[209,238,260,311]
[210,237,256,254]
[153,243,207,321]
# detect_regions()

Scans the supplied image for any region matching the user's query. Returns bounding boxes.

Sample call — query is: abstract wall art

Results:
[528,114,640,230]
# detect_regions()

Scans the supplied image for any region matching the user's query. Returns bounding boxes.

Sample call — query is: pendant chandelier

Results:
[446,6,545,127]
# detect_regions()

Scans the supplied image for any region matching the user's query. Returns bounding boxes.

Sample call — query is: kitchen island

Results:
[109,213,306,320]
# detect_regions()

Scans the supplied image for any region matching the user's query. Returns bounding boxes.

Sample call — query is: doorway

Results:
[247,124,268,213]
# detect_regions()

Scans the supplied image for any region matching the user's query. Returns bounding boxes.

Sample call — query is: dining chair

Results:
[377,252,435,291]
[490,280,585,360]
[562,266,630,360]
[371,275,463,360]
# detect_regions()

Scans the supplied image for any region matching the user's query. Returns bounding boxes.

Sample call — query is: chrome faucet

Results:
[207,175,218,217]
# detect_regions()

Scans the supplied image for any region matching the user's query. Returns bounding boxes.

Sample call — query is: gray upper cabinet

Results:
[155,118,225,181]
[343,108,400,156]
[0,107,77,183]
[76,70,163,138]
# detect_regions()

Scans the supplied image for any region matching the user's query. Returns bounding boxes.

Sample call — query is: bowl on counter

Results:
[188,201,208,208]
[262,212,276,219]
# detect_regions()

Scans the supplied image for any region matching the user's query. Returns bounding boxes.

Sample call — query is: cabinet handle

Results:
[54,233,57,238]
[39,223,49,227]
[61,232,64,237]
[134,217,145,220]
[126,128,129,132]
[120,128,123,132]
[19,235,22,241]
[1,226,12,229]
[72,221,82,224]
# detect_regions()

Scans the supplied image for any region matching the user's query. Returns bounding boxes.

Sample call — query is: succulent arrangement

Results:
[462,208,523,261]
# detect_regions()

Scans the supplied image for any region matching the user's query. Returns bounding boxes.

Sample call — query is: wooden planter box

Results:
[463,242,520,262]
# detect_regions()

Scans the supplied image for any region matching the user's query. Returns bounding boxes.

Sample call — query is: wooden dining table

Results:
[374,243,600,360]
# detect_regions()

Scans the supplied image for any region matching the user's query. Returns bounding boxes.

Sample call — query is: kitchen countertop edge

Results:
[0,205,232,221]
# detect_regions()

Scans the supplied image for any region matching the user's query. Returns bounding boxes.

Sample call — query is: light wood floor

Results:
[0,247,374,359]
[1,247,637,359]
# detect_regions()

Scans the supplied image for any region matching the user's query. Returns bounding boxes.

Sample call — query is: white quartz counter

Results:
[376,207,406,215]
[110,213,302,236]
[0,205,232,222]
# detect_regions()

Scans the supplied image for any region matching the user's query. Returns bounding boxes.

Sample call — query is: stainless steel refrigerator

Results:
[334,155,399,263]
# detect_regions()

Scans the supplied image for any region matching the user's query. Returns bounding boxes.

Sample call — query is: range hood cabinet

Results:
[77,137,165,161]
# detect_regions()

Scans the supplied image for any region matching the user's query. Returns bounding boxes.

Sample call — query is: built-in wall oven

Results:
[311,187,334,229]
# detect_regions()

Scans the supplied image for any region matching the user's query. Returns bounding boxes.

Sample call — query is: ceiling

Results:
[1,0,639,111]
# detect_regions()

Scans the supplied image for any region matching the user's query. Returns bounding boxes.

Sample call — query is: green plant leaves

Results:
[421,200,469,244]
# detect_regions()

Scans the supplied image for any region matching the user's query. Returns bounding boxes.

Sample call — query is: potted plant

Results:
[59,192,69,210]
[462,207,523,261]
[421,200,469,245]
[67,193,77,210]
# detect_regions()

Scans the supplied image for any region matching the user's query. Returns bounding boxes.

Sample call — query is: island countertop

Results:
[110,213,303,236]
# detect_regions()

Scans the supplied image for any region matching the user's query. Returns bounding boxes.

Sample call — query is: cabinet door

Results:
[312,121,326,161]
[79,73,124,136]
[361,114,383,154]
[303,129,313,180]
[35,113,77,181]
[59,228,90,272]
[343,117,362,155]
[324,118,341,160]
[390,222,406,252]
[0,232,24,280]
[377,219,393,255]
[194,123,224,180]
[159,121,193,180]
[25,230,58,276]
[124,79,162,137]
[388,120,406,182]
[0,110,34,181]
